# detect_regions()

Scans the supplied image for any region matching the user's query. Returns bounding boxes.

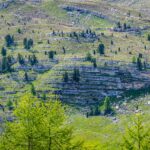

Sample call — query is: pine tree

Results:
[48,51,54,59]
[23,38,28,49]
[62,47,66,54]
[31,83,36,96]
[5,34,14,47]
[6,100,13,110]
[137,57,142,71]
[143,62,147,70]
[24,72,29,82]
[148,34,150,41]
[1,56,7,72]
[28,39,33,48]
[132,56,136,64]
[73,68,80,82]
[18,53,25,65]
[111,40,114,45]
[63,71,69,82]
[18,28,21,34]
[117,22,121,28]
[29,54,38,66]
[86,53,92,61]
[42,93,46,101]
[0,94,84,150]
[103,97,112,115]
[92,58,97,68]
[98,43,105,55]
[122,115,150,150]
[23,38,34,50]
[1,47,7,56]
[123,23,127,30]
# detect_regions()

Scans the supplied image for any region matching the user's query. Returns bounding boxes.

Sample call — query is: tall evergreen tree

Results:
[42,93,46,101]
[5,34,14,47]
[62,47,66,54]
[92,58,97,68]
[18,53,25,65]
[148,34,150,41]
[29,55,38,66]
[23,38,34,50]
[48,51,54,59]
[0,94,83,150]
[137,57,142,71]
[98,43,105,55]
[122,115,150,150]
[31,83,36,96]
[24,72,29,82]
[23,38,28,49]
[1,56,7,72]
[1,47,7,56]
[103,97,112,115]
[63,71,69,82]
[73,68,80,82]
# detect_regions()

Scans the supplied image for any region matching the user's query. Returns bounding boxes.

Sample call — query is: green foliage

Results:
[92,58,97,68]
[122,115,150,150]
[117,22,121,28]
[1,47,7,56]
[102,97,113,115]
[0,94,83,150]
[147,34,150,41]
[17,28,22,34]
[132,56,136,64]
[31,83,36,96]
[98,43,105,55]
[137,57,142,71]
[89,105,101,116]
[28,55,38,66]
[18,53,25,65]
[85,53,97,68]
[5,34,14,47]
[62,47,66,54]
[1,56,7,72]
[1,56,12,73]
[86,53,92,61]
[23,38,34,50]
[6,100,13,110]
[24,72,29,82]
[63,71,69,82]
[73,68,80,82]
[42,93,46,101]
[48,51,55,59]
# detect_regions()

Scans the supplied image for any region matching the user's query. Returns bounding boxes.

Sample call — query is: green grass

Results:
[41,0,68,20]
[71,106,150,149]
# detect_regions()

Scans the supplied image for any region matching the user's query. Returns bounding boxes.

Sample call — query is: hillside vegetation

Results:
[0,0,150,149]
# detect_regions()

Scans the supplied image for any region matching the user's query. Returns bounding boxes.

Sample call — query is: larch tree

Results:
[0,94,84,150]
[122,115,150,150]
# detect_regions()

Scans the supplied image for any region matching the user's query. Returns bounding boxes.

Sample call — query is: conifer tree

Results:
[103,97,112,115]
[122,115,150,150]
[24,72,29,82]
[5,34,14,47]
[18,53,25,65]
[148,34,150,41]
[48,51,54,59]
[0,94,83,150]
[73,68,80,82]
[98,43,105,55]
[1,56,8,72]
[1,47,7,56]
[137,57,142,71]
[42,93,46,101]
[31,83,36,96]
[63,71,69,82]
